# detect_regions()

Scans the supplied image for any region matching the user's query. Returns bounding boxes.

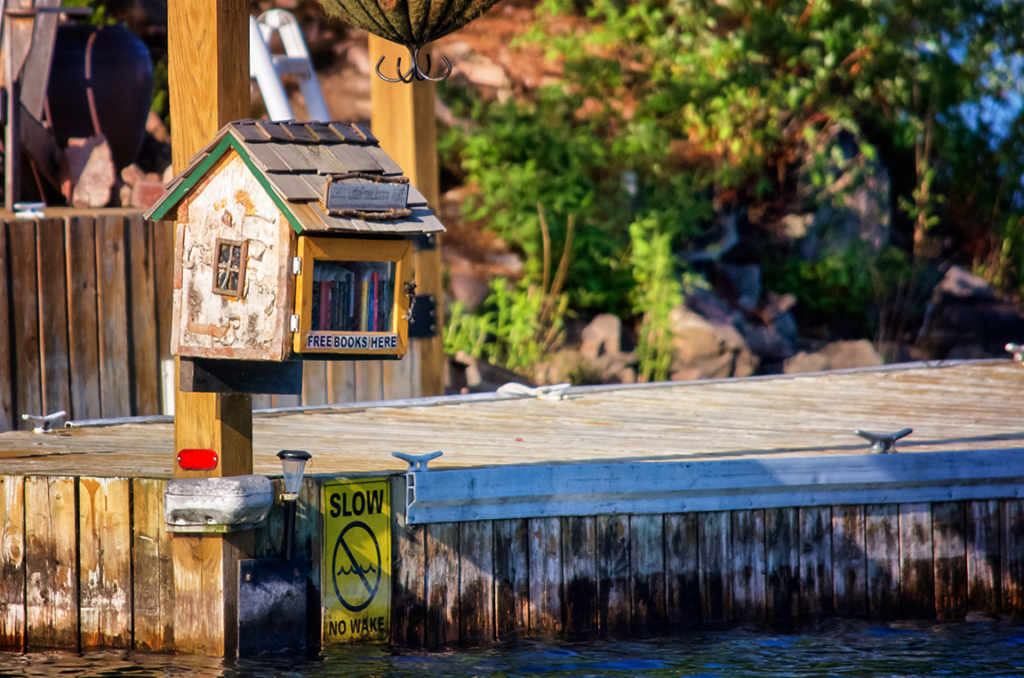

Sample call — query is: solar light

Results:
[276,450,311,561]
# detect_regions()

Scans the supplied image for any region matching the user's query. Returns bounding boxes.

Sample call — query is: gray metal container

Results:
[164,475,273,533]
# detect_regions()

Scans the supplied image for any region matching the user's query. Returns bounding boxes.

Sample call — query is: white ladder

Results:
[249,9,331,122]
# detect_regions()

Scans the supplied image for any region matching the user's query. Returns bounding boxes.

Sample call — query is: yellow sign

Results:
[322,478,391,643]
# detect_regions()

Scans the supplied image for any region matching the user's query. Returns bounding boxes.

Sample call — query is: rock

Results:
[946,343,999,360]
[60,135,115,208]
[669,308,723,367]
[935,265,994,299]
[119,162,167,210]
[449,271,489,309]
[719,263,761,309]
[744,323,795,362]
[580,314,621,359]
[446,351,531,394]
[784,351,830,374]
[819,340,883,370]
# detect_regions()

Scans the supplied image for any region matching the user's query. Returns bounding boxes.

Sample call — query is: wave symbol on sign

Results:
[336,561,377,577]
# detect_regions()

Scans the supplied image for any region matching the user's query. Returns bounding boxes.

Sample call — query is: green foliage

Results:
[62,0,117,25]
[629,215,683,382]
[151,58,170,131]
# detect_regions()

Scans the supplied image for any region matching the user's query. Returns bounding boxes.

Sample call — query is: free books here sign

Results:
[306,333,398,351]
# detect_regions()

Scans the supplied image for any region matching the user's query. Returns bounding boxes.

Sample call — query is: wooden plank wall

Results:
[391,500,1024,647]
[0,473,321,653]
[0,213,424,430]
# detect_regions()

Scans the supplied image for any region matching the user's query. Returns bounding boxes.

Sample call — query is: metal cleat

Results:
[1006,343,1024,364]
[496,382,571,401]
[392,450,443,472]
[21,410,67,433]
[853,427,912,453]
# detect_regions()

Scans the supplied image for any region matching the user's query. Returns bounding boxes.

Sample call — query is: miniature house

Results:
[145,119,443,370]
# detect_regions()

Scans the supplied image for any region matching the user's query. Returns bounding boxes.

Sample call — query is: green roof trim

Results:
[146,133,303,233]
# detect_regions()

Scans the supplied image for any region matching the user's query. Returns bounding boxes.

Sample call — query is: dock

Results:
[1,360,1022,652]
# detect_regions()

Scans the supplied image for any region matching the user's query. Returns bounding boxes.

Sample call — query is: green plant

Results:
[629,215,683,382]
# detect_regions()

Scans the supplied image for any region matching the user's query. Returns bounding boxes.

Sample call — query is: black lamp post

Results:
[277,449,311,561]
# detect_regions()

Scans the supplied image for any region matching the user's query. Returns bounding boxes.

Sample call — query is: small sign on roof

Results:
[324,178,408,213]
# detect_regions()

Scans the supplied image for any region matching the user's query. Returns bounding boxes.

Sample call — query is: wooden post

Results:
[168,0,252,656]
[369,36,444,397]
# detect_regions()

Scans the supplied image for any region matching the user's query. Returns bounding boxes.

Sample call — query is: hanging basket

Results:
[314,0,502,82]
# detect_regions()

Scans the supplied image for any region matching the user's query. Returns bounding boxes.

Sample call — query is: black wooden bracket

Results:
[179,357,304,394]
[407,294,438,338]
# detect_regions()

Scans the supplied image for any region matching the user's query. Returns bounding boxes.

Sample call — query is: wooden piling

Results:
[731,509,765,623]
[597,514,630,632]
[832,504,867,617]
[799,506,832,616]
[865,503,900,619]
[132,478,174,652]
[899,503,935,619]
[79,477,132,650]
[562,516,597,635]
[699,511,732,624]
[493,518,529,639]
[528,517,563,633]
[425,522,459,647]
[765,507,799,624]
[932,501,967,621]
[630,514,665,629]
[24,476,78,649]
[0,476,24,648]
[665,512,701,626]
[1001,499,1024,615]
[966,500,1000,616]
[459,520,494,644]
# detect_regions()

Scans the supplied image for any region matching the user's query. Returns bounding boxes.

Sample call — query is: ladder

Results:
[249,9,330,122]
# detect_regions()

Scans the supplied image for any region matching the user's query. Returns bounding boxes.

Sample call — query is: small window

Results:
[213,238,248,297]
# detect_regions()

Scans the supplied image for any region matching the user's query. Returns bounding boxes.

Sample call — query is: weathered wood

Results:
[799,506,832,616]
[699,511,732,624]
[459,520,494,644]
[665,512,700,626]
[528,516,562,633]
[10,220,41,429]
[766,507,799,624]
[383,353,413,400]
[297,477,322,648]
[425,522,459,647]
[562,515,597,635]
[253,479,286,559]
[0,476,24,649]
[932,501,967,621]
[832,504,866,617]
[153,220,176,370]
[126,214,160,415]
[630,514,665,629]
[966,499,1000,615]
[597,514,630,632]
[36,218,71,419]
[66,215,102,422]
[79,477,132,649]
[174,392,253,479]
[132,478,174,652]
[865,503,900,619]
[369,36,443,397]
[899,502,934,619]
[24,476,78,649]
[493,518,528,639]
[1000,499,1024,616]
[272,393,301,408]
[356,361,384,402]
[327,361,357,404]
[731,509,765,623]
[302,361,328,406]
[95,215,131,418]
[392,476,426,646]
[0,224,12,431]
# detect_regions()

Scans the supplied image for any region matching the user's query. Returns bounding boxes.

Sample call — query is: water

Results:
[2,619,1023,678]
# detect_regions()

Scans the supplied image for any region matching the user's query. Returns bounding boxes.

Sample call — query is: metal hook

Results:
[853,427,912,453]
[375,44,453,83]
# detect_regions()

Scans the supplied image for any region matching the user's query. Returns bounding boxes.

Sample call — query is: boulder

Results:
[783,339,882,374]
[60,135,115,208]
[784,351,830,374]
[580,314,621,359]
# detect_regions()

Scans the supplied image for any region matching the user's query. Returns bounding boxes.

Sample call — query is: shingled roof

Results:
[144,119,444,236]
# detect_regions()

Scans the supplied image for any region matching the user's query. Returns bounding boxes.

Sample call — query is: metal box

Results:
[164,475,274,533]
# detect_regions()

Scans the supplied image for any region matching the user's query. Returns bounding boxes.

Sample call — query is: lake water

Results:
[1,618,1023,677]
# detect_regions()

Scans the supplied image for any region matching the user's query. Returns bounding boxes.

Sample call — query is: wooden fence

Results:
[0,211,425,431]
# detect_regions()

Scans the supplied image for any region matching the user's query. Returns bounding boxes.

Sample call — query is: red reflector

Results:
[177,449,219,470]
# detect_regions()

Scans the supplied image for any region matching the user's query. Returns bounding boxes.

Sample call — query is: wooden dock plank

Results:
[832,504,866,617]
[731,509,765,623]
[459,520,494,644]
[25,476,78,650]
[10,221,41,429]
[899,502,935,619]
[0,223,13,431]
[932,501,967,621]
[132,478,174,652]
[562,515,597,635]
[528,516,562,633]
[65,216,102,422]
[493,518,528,639]
[79,477,132,649]
[766,507,799,624]
[865,503,900,620]
[597,514,630,632]
[699,511,732,624]
[425,522,459,647]
[665,512,700,626]
[95,215,131,418]
[799,506,832,616]
[631,514,665,629]
[391,476,425,646]
[966,499,1000,616]
[0,476,24,649]
[126,214,160,416]
[35,218,71,420]
[1000,499,1024,616]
